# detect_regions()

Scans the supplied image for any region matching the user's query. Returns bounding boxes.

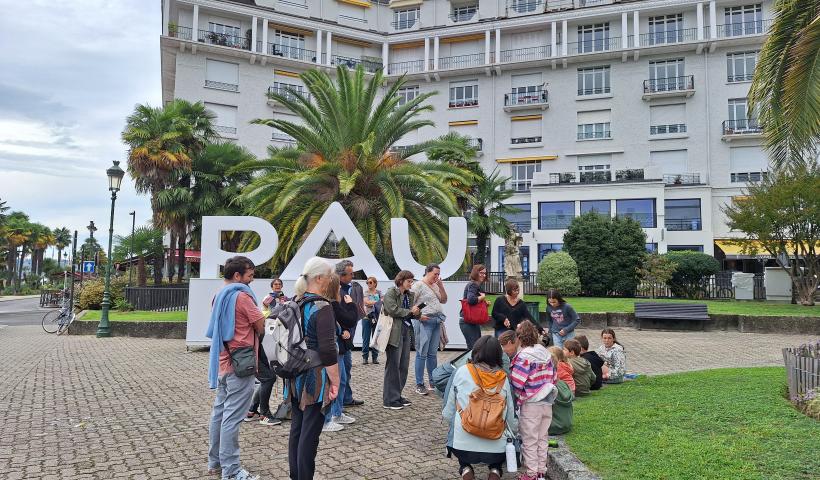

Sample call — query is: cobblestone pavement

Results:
[0,325,814,480]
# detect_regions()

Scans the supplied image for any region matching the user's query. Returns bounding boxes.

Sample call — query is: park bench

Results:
[634,303,709,331]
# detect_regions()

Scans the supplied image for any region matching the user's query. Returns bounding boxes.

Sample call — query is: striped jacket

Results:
[510,344,558,406]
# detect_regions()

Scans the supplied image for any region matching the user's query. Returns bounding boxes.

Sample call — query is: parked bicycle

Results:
[42,291,76,334]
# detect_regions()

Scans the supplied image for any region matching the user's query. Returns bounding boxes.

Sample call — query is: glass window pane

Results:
[616,199,656,227]
[664,198,701,231]
[539,201,575,230]
[580,200,611,216]
[503,204,531,232]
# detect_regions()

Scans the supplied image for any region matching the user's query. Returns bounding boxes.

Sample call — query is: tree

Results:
[53,227,71,268]
[3,212,31,292]
[637,253,678,299]
[663,251,722,299]
[465,170,517,266]
[113,227,165,287]
[237,66,473,270]
[537,251,581,295]
[748,0,820,170]
[563,212,647,296]
[724,164,820,305]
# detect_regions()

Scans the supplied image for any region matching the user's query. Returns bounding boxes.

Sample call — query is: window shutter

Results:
[650,150,688,175]
[206,59,239,85]
[729,146,768,172]
[649,104,685,125]
[577,110,611,124]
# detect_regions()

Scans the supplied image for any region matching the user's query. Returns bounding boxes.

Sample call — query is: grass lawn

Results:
[486,295,819,317]
[81,310,187,322]
[564,367,820,480]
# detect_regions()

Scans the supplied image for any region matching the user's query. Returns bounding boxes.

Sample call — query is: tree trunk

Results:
[176,229,186,283]
[16,246,26,293]
[474,234,488,266]
[137,256,147,287]
[167,231,176,283]
[57,249,63,269]
[6,244,17,286]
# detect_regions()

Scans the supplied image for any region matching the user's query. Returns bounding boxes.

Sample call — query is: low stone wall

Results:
[68,320,186,339]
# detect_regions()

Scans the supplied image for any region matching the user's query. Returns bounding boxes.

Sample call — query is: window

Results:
[539,201,575,230]
[205,102,238,136]
[451,4,477,22]
[648,59,686,91]
[538,243,563,262]
[650,150,688,176]
[577,154,611,182]
[503,204,531,232]
[577,123,611,140]
[397,85,420,106]
[205,59,239,92]
[577,23,610,53]
[511,0,540,14]
[577,66,610,95]
[650,104,686,135]
[208,22,240,37]
[580,200,611,216]
[730,146,768,182]
[727,98,758,131]
[645,243,658,253]
[273,30,306,59]
[724,4,763,36]
[271,81,305,101]
[730,172,768,183]
[648,14,684,44]
[498,246,531,274]
[665,198,702,231]
[668,245,704,252]
[727,51,758,82]
[510,116,542,144]
[393,8,419,29]
[510,161,541,192]
[205,22,244,48]
[616,199,656,228]
[449,81,479,108]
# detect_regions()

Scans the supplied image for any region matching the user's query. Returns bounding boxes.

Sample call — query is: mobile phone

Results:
[417,302,427,310]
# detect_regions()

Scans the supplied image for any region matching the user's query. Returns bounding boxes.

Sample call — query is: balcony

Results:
[271,132,296,144]
[503,89,549,112]
[267,85,309,106]
[391,18,418,30]
[728,73,754,83]
[642,76,695,100]
[615,169,645,182]
[263,44,316,63]
[716,19,774,38]
[508,0,543,15]
[577,130,611,141]
[507,180,533,192]
[198,30,250,50]
[170,25,193,40]
[449,98,479,108]
[467,137,484,154]
[388,59,425,75]
[331,55,383,73]
[568,37,621,56]
[499,45,552,64]
[722,119,763,141]
[547,169,649,185]
[511,136,543,145]
[650,124,687,136]
[450,7,477,23]
[665,218,702,231]
[437,53,484,71]
[638,27,699,47]
[730,171,767,183]
[205,80,238,92]
[663,173,702,185]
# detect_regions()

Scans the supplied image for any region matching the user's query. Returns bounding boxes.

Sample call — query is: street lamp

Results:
[96,160,125,338]
[87,220,98,270]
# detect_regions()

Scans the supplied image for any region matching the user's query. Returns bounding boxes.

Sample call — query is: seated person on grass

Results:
[576,335,603,390]
[563,339,595,396]
[595,328,626,384]
[548,346,575,394]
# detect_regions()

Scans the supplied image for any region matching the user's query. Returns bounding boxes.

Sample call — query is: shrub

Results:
[114,298,134,312]
[663,251,721,298]
[537,251,581,295]
[637,253,678,298]
[76,276,130,310]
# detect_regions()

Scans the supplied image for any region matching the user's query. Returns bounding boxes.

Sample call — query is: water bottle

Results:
[505,437,518,473]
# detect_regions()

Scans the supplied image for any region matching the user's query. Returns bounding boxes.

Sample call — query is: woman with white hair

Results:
[287,257,340,480]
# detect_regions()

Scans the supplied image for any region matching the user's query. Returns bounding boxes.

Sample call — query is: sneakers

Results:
[399,396,412,406]
[332,412,356,424]
[322,421,344,432]
[382,402,404,410]
[488,468,502,480]
[227,468,259,480]
[243,412,258,422]
[415,384,429,395]
[344,399,365,407]
[259,416,281,426]
[426,384,437,393]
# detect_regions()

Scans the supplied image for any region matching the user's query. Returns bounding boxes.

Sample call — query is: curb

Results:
[548,438,601,480]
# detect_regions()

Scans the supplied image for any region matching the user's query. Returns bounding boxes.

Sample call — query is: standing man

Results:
[336,260,365,407]
[206,256,264,480]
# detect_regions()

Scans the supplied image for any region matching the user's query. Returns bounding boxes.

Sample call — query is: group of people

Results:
[205,257,627,480]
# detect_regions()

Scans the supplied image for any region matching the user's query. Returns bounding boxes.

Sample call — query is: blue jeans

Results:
[326,352,347,420]
[414,315,442,386]
[208,372,256,479]
[552,330,576,348]
[360,317,378,361]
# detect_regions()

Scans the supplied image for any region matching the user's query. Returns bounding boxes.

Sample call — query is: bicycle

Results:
[42,293,76,334]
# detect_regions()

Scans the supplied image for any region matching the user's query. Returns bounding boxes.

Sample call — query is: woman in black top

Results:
[460,264,488,350]
[491,279,533,337]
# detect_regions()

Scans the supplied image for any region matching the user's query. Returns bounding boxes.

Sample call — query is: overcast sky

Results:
[0,0,160,260]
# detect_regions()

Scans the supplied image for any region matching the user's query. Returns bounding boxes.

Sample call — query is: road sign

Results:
[82,261,96,273]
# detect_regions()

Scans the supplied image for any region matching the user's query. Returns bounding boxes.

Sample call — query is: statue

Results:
[504,232,523,281]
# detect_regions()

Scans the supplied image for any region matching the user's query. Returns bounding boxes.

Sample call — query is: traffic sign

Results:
[82,261,96,273]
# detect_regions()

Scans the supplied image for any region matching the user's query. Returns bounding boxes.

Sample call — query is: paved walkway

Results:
[0,325,814,480]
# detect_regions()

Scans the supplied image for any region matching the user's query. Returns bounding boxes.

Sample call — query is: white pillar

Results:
[316,30,323,65]
[551,22,557,57]
[697,3,705,40]
[494,28,501,64]
[192,5,199,41]
[326,31,332,66]
[709,0,717,39]
[621,12,628,48]
[382,42,389,74]
[251,16,258,52]
[424,37,430,71]
[485,30,491,64]
[561,20,568,56]
[262,19,268,55]
[633,11,639,42]
[162,0,170,36]
[433,36,440,70]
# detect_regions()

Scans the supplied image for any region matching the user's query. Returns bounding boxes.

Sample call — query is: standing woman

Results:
[595,328,626,384]
[545,289,580,348]
[361,277,382,365]
[287,258,340,480]
[322,274,361,432]
[382,270,423,410]
[411,263,448,395]
[460,265,488,350]
[491,279,533,337]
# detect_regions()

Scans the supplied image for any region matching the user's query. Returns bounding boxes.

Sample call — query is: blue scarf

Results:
[205,282,257,389]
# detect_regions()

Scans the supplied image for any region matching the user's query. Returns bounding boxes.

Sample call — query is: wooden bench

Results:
[634,303,709,331]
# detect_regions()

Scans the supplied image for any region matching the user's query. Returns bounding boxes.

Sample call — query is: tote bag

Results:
[370,310,393,353]
[460,298,489,325]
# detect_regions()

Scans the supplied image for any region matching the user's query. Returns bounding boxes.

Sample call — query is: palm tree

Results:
[237,66,473,270]
[466,170,518,266]
[29,224,54,278]
[748,0,820,170]
[3,212,31,291]
[53,227,72,268]
[113,227,164,286]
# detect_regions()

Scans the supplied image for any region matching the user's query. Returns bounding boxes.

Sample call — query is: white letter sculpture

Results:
[200,216,279,279]
[391,217,468,279]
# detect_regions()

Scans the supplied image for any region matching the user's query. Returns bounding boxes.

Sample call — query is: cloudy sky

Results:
[0,0,160,259]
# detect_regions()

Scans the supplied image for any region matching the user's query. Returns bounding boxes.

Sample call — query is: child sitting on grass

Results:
[576,335,603,390]
[548,346,575,394]
[563,339,595,396]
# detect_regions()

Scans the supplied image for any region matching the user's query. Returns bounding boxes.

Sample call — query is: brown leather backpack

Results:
[456,363,507,440]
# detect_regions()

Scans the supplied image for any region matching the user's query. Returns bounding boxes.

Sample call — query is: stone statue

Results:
[504,232,523,281]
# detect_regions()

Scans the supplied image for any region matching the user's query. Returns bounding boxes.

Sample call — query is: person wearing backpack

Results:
[286,258,340,480]
[510,320,558,480]
[443,335,515,480]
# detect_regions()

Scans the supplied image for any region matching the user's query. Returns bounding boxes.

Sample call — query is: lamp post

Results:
[87,220,98,273]
[128,211,136,286]
[96,160,125,338]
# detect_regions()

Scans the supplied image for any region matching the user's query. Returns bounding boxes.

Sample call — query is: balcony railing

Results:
[392,18,418,30]
[568,37,620,55]
[450,8,477,22]
[271,132,296,143]
[510,221,531,232]
[388,59,425,74]
[508,180,533,192]
[615,169,645,181]
[467,137,484,151]
[169,25,193,40]
[437,53,484,70]
[717,19,773,38]
[449,98,479,108]
[198,30,250,50]
[331,55,383,73]
[723,119,762,135]
[509,0,543,14]
[205,80,238,92]
[728,73,754,83]
[731,171,767,183]
[268,85,309,102]
[215,125,237,135]
[339,14,367,25]
[577,130,611,140]
[643,75,694,93]
[650,124,687,135]
[577,86,610,96]
[638,27,699,46]
[264,44,316,62]
[504,90,548,107]
[511,136,543,145]
[499,45,551,63]
[665,218,702,231]
[579,170,612,183]
[539,216,574,230]
[664,173,701,185]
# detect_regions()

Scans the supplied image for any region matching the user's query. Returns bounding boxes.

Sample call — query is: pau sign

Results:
[186,202,471,347]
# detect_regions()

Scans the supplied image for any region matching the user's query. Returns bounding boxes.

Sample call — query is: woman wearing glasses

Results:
[361,276,382,365]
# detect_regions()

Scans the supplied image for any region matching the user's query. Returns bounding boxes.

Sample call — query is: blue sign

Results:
[82,261,96,273]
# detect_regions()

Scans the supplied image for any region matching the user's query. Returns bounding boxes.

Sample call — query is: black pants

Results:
[459,320,482,351]
[288,400,325,480]
[383,323,411,405]
[250,377,276,417]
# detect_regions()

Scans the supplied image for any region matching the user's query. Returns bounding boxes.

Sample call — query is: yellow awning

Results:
[449,120,478,126]
[390,0,422,8]
[714,239,816,257]
[496,155,558,163]
[339,0,371,7]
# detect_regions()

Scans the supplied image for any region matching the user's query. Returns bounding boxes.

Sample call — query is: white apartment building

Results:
[160,0,776,274]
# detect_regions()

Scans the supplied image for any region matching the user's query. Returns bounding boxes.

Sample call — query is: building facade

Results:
[160,0,774,273]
